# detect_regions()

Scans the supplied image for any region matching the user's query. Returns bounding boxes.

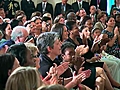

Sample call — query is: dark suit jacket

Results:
[99,0,107,11]
[36,2,53,18]
[54,2,71,18]
[21,0,35,19]
[90,0,107,11]
[72,1,90,15]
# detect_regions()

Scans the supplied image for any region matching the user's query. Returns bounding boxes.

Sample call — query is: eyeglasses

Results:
[31,53,40,58]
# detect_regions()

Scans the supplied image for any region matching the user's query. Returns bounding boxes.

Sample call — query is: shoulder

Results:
[83,1,89,4]
[47,3,53,7]
[56,2,61,5]
[72,2,77,5]
[66,3,71,6]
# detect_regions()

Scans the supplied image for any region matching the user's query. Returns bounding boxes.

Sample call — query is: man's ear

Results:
[47,46,52,53]
[16,36,20,42]
[8,70,12,76]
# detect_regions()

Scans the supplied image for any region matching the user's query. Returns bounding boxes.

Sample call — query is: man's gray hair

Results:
[11,26,27,41]
[36,32,60,54]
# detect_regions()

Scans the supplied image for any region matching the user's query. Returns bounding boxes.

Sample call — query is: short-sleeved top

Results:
[101,30,120,58]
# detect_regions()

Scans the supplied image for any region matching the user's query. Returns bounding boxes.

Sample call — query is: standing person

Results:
[21,0,35,20]
[4,0,20,19]
[72,0,90,16]
[90,0,107,11]
[36,0,53,18]
[54,0,71,18]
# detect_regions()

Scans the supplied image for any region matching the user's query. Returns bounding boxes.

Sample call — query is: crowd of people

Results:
[0,0,120,90]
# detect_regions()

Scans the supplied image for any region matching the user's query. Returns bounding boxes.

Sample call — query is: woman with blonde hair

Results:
[5,67,44,90]
[25,42,40,69]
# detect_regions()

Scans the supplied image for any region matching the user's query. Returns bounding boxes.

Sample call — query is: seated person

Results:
[61,42,115,90]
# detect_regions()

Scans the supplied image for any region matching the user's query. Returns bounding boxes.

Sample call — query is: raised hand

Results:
[56,62,69,77]
[75,45,89,56]
[114,26,120,36]
[78,69,91,82]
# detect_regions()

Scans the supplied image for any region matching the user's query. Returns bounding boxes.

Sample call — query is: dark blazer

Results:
[72,1,90,15]
[54,2,71,18]
[90,0,107,11]
[36,2,53,18]
[21,0,35,19]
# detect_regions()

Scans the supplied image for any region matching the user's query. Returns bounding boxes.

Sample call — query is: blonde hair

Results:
[5,67,44,90]
[25,42,39,55]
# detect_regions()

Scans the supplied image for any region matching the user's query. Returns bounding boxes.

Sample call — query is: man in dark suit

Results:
[72,0,90,15]
[36,0,53,18]
[90,0,107,11]
[54,0,71,18]
[21,0,35,20]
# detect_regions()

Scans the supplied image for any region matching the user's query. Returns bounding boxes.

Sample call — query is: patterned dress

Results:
[102,30,120,58]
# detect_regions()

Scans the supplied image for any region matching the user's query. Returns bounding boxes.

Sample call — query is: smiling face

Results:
[25,49,36,67]
[70,24,79,37]
[81,27,90,38]
[106,17,115,27]
[62,47,75,63]
[5,24,12,37]
[62,26,68,41]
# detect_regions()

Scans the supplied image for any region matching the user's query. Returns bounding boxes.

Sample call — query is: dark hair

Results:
[42,16,51,22]
[7,43,27,66]
[10,19,21,29]
[65,20,76,30]
[81,15,91,25]
[0,53,15,90]
[66,12,77,21]
[31,11,42,19]
[0,22,9,39]
[79,25,88,32]
[54,15,65,24]
[31,16,41,22]
[51,23,66,41]
[15,10,25,18]
[97,11,108,21]
[61,42,75,54]
[36,32,59,54]
[110,7,119,16]
[106,16,115,23]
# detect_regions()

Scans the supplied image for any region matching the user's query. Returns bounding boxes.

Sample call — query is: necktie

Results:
[42,2,45,13]
[61,4,65,15]
[97,0,100,8]
[79,2,81,9]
